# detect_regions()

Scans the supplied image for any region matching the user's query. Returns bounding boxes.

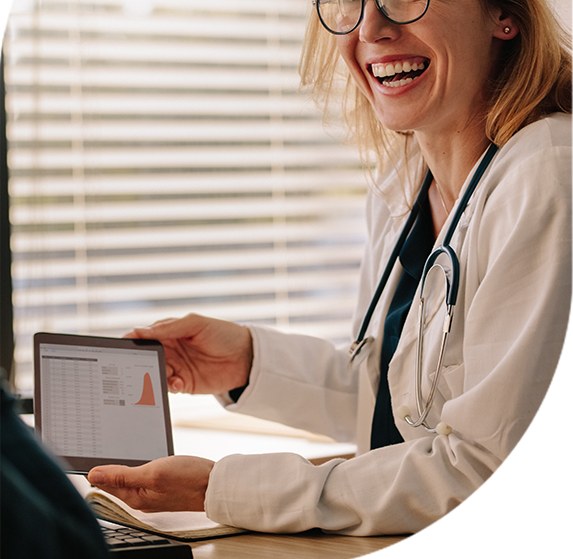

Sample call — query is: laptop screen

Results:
[34,333,173,473]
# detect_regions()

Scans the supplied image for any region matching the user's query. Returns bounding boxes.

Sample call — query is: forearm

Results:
[204,435,500,535]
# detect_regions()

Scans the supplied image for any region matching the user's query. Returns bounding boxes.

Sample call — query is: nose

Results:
[358,0,400,43]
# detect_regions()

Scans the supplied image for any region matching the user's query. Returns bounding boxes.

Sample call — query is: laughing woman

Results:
[88,0,572,535]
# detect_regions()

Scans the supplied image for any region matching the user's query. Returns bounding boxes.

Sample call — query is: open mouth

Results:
[370,58,429,88]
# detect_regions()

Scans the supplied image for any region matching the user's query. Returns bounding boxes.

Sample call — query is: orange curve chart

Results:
[135,372,156,406]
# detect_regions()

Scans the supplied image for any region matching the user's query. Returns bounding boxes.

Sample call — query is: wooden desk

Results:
[191,518,573,559]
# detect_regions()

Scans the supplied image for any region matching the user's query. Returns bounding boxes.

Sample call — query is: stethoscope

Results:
[349,143,499,436]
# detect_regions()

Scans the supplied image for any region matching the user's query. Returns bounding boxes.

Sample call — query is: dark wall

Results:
[0,52,15,386]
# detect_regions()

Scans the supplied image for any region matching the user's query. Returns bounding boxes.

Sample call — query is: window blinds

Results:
[5,0,367,391]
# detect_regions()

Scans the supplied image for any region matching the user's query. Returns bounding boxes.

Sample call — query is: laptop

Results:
[30,333,193,557]
[98,519,192,557]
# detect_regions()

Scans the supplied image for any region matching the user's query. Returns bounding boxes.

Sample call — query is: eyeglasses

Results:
[313,0,431,35]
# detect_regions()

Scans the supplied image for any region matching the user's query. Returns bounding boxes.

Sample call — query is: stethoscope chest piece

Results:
[435,422,452,436]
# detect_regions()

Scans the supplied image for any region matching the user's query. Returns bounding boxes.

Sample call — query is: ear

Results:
[492,13,519,40]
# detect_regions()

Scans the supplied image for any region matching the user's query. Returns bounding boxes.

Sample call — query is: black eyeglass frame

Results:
[313,0,431,35]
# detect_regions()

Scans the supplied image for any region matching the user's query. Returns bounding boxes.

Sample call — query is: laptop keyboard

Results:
[99,520,193,557]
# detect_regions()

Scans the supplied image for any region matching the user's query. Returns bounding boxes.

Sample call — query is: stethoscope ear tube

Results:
[407,294,454,432]
[351,171,435,352]
[420,245,460,307]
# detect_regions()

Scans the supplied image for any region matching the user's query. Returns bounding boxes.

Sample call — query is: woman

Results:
[88,0,571,535]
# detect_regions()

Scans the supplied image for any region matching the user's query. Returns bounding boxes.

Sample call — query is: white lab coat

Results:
[204,113,572,535]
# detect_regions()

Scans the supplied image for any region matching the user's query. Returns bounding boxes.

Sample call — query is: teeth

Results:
[383,77,414,88]
[372,60,426,79]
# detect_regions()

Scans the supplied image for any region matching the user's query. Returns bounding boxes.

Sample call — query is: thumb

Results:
[88,465,140,489]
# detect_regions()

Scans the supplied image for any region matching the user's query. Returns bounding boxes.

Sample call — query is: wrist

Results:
[238,324,253,386]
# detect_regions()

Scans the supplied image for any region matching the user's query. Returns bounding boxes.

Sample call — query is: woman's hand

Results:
[125,313,253,395]
[87,456,215,513]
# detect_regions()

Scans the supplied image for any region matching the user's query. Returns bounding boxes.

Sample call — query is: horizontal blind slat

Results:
[7,121,333,142]
[7,13,306,40]
[13,247,363,278]
[11,223,366,253]
[9,170,365,196]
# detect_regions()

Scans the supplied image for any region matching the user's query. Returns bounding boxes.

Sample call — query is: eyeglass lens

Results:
[316,0,429,35]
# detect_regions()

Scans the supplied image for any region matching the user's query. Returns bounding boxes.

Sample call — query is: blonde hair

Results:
[299,0,571,172]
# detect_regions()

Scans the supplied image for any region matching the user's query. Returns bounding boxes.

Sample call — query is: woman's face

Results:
[336,0,512,138]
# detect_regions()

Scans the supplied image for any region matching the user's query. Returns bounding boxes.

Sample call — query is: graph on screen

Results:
[135,372,156,406]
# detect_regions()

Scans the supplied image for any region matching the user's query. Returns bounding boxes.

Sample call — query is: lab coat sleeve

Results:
[219,325,360,443]
[205,119,571,535]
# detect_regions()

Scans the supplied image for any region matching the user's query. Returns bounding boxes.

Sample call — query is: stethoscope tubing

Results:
[353,171,434,348]
[351,143,499,430]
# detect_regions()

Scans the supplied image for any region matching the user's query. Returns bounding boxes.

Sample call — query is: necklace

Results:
[434,180,450,215]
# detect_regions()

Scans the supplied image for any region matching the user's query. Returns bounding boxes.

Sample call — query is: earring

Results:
[503,26,511,34]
